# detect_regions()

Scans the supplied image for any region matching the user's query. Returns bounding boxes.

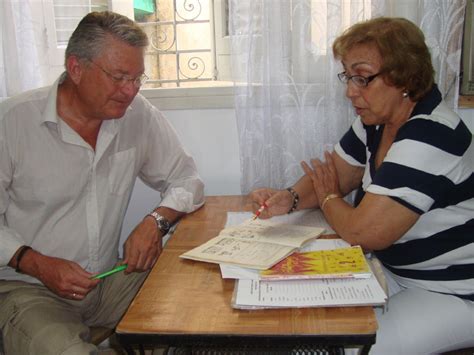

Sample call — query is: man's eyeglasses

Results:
[337,72,381,88]
[89,60,148,88]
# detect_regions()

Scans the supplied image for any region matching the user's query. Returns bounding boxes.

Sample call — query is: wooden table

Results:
[116,196,378,354]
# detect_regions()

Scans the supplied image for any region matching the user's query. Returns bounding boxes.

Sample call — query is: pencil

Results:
[91,264,127,280]
[252,202,268,220]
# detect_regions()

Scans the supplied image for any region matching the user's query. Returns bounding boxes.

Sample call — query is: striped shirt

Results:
[334,86,474,300]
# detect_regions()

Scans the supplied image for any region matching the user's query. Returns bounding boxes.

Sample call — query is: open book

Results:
[259,245,372,280]
[180,219,325,270]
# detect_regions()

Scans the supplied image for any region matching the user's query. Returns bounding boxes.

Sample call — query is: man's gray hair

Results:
[65,11,149,66]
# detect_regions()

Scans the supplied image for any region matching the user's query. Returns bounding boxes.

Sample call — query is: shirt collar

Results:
[410,84,442,118]
[41,72,67,126]
[41,72,122,134]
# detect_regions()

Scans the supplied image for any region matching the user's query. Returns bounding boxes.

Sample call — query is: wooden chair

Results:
[90,326,115,346]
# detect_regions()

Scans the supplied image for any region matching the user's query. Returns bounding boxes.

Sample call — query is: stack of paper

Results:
[233,277,387,309]
[221,211,387,310]
[178,210,387,309]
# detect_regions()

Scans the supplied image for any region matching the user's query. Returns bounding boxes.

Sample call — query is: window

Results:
[52,0,108,47]
[44,0,108,66]
[136,0,231,88]
[44,0,231,88]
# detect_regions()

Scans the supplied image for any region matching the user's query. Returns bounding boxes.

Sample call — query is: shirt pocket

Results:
[108,148,136,195]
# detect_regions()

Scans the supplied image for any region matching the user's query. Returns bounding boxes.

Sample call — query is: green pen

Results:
[91,264,128,280]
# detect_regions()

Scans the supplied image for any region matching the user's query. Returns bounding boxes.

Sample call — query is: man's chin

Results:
[105,107,128,120]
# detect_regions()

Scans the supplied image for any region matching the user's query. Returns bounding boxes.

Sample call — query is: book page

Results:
[226,210,335,234]
[233,278,387,309]
[220,219,325,248]
[300,238,350,252]
[180,236,296,270]
[180,220,324,269]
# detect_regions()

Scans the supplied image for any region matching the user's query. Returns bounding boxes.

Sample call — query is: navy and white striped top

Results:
[334,86,474,300]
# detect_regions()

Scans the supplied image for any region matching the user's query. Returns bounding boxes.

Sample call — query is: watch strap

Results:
[148,211,171,235]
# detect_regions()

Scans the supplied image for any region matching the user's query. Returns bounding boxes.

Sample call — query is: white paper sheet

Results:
[233,277,387,309]
[226,210,335,234]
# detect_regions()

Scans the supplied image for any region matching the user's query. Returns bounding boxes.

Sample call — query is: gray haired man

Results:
[0,11,204,354]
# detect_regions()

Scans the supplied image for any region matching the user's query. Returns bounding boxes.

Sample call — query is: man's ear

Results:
[65,55,86,85]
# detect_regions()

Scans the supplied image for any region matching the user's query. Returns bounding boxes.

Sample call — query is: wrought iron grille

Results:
[136,0,217,88]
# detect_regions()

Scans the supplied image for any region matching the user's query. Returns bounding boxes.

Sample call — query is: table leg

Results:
[360,343,373,355]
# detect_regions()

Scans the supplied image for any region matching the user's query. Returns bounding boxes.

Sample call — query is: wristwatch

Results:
[148,211,171,235]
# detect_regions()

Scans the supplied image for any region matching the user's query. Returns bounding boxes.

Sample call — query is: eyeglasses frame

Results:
[337,71,382,88]
[88,60,148,88]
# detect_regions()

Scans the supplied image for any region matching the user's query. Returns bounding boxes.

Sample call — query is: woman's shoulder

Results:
[399,101,471,153]
[411,100,462,129]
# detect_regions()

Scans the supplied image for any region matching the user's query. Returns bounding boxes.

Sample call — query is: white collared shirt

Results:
[0,74,204,283]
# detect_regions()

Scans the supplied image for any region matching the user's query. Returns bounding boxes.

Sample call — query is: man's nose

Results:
[120,79,139,96]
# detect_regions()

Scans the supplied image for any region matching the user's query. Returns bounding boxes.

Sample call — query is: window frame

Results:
[41,0,234,110]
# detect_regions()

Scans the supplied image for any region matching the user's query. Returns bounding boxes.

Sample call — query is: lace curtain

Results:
[0,0,43,100]
[229,0,466,193]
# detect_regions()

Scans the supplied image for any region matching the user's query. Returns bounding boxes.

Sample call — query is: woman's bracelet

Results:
[321,193,340,211]
[286,187,300,214]
[15,245,32,273]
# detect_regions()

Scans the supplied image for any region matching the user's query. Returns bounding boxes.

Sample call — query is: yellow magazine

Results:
[260,245,371,280]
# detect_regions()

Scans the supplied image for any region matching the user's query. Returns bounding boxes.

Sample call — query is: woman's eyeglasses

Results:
[337,72,381,88]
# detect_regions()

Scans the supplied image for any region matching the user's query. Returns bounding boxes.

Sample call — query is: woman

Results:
[250,17,474,354]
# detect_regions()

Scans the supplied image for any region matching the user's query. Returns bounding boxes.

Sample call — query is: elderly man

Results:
[0,11,204,354]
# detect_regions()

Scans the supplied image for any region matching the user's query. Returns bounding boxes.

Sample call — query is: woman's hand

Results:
[301,151,342,207]
[249,188,293,218]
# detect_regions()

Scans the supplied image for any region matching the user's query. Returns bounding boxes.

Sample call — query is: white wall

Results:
[120,107,241,244]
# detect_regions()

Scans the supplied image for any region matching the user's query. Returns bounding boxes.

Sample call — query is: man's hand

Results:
[249,188,294,218]
[19,250,100,300]
[123,216,162,273]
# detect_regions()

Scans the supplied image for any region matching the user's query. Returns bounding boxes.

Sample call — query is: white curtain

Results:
[0,0,43,100]
[229,0,466,194]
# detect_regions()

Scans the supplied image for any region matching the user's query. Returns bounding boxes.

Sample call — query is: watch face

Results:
[150,212,171,234]
[158,218,170,231]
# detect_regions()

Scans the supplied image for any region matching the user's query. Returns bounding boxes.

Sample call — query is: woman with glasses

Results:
[250,17,473,354]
